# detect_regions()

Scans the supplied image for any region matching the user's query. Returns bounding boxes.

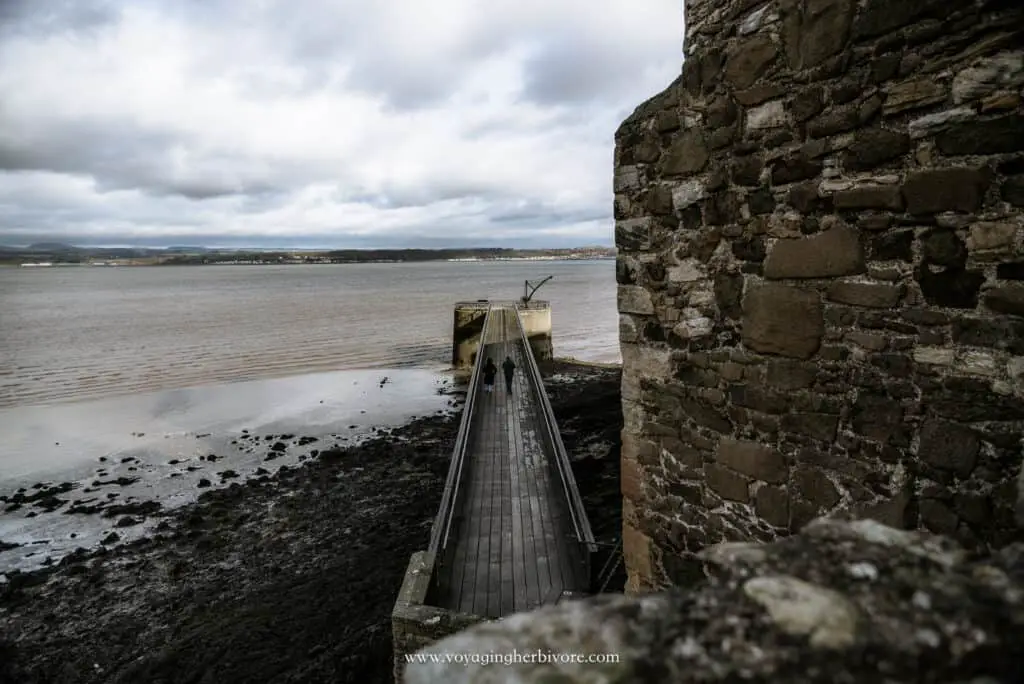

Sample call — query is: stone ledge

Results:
[404,520,1024,684]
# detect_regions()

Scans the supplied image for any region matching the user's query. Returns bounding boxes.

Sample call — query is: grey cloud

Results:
[0,0,120,37]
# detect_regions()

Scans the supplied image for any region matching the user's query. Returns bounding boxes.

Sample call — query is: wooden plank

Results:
[434,304,592,617]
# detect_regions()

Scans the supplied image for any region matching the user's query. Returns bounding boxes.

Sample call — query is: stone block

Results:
[903,167,991,215]
[764,225,865,279]
[936,114,1024,156]
[771,155,823,185]
[662,130,710,177]
[984,285,1024,316]
[742,283,824,359]
[833,185,904,211]
[843,127,911,172]
[907,107,976,140]
[792,467,841,511]
[747,99,788,130]
[705,463,751,502]
[724,35,779,89]
[882,79,948,116]
[968,223,1017,252]
[616,217,654,252]
[781,413,839,441]
[716,438,788,484]
[618,285,654,315]
[754,485,790,527]
[952,51,1024,104]
[672,179,707,211]
[918,420,979,479]
[780,0,854,70]
[827,281,902,308]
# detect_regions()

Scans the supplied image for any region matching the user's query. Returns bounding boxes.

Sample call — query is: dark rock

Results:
[792,467,840,511]
[780,0,854,70]
[742,283,824,359]
[723,35,778,89]
[732,237,767,262]
[662,130,710,176]
[707,96,738,129]
[791,86,825,122]
[918,420,980,479]
[853,0,944,40]
[781,413,839,441]
[996,262,1024,280]
[704,463,750,502]
[771,156,823,185]
[843,128,911,171]
[915,266,985,309]
[921,229,967,268]
[1003,176,1024,207]
[714,272,744,320]
[197,478,211,488]
[918,498,960,535]
[833,185,903,211]
[827,281,902,308]
[716,439,787,484]
[753,485,790,527]
[984,286,1024,316]
[101,532,119,544]
[807,105,861,139]
[747,188,776,215]
[952,316,1024,354]
[764,226,865,279]
[732,156,763,186]
[869,230,913,261]
[270,441,288,452]
[903,167,991,214]
[936,114,1024,156]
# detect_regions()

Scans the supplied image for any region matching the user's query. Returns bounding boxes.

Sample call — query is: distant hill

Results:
[26,242,82,252]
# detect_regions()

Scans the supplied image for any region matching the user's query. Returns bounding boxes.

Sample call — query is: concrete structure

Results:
[517,300,554,363]
[452,301,490,370]
[453,300,554,369]
[394,303,593,680]
[614,0,1024,593]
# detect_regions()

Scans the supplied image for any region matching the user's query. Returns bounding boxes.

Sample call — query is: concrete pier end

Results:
[451,301,490,369]
[516,300,553,363]
[391,551,485,681]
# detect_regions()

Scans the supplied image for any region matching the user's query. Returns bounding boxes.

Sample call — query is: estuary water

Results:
[0,259,619,571]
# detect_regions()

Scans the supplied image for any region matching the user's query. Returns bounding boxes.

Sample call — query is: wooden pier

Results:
[427,303,594,619]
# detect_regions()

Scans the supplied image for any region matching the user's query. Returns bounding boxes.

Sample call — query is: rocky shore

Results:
[0,361,623,684]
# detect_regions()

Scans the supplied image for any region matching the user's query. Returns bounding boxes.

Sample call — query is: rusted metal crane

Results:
[521,275,553,305]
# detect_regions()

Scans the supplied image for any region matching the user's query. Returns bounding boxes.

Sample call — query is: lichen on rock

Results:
[405,520,1024,683]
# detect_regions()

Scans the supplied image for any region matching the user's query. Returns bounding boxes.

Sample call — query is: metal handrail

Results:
[427,305,493,561]
[511,305,596,550]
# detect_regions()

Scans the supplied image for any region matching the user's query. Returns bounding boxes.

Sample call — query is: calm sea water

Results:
[0,260,619,409]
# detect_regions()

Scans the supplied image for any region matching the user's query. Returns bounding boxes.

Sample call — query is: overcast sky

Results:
[0,0,682,249]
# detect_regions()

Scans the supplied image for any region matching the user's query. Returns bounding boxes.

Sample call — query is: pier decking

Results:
[427,303,594,619]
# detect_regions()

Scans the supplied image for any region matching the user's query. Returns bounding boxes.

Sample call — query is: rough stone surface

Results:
[764,226,865,279]
[613,0,1024,594]
[742,283,824,359]
[405,521,1024,684]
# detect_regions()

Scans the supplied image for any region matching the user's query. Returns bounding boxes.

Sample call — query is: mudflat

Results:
[0,361,623,684]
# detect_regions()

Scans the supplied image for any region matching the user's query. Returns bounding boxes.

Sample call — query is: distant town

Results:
[2,243,617,267]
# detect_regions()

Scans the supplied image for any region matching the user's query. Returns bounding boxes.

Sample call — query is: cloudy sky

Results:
[0,0,682,249]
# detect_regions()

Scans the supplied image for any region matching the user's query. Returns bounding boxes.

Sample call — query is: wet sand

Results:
[0,361,623,684]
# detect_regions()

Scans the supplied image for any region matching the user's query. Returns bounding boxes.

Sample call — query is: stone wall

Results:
[616,0,1024,592]
[403,520,1024,683]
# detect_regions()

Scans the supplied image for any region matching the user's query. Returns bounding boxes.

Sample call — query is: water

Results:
[0,260,618,572]
[0,260,619,409]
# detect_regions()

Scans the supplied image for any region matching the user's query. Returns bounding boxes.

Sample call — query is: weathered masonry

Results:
[616,0,1024,592]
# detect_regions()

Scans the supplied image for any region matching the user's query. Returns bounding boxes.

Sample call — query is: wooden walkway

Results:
[432,305,591,618]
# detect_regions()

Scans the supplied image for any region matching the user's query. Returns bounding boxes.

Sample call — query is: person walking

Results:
[482,358,497,394]
[502,355,516,394]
